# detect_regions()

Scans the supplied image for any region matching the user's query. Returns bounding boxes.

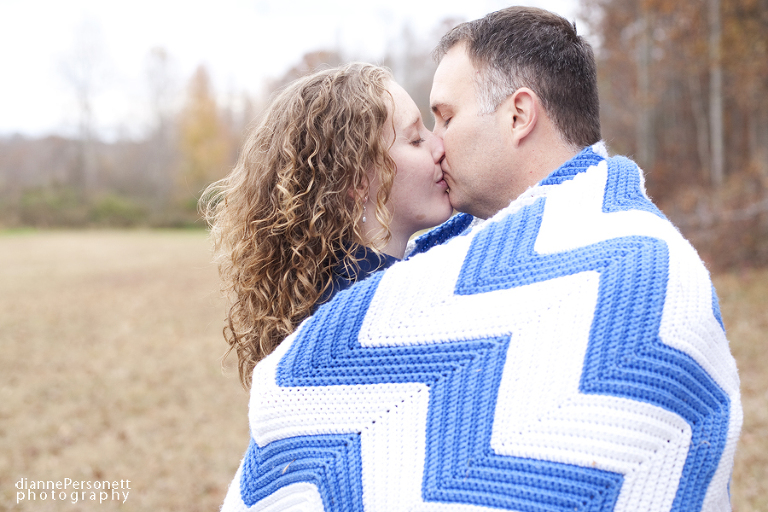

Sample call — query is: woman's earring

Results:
[362,204,367,223]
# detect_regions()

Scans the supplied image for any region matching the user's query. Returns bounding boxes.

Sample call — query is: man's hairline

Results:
[432,41,510,119]
[434,40,582,153]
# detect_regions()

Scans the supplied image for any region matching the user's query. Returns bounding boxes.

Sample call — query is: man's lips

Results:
[437,170,451,192]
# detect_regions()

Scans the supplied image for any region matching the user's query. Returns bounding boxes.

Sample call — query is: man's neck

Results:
[523,123,582,190]
[473,139,582,221]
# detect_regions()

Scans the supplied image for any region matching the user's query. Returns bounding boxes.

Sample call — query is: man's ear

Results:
[505,87,537,146]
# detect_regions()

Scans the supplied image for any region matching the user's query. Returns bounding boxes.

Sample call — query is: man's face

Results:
[430,44,512,219]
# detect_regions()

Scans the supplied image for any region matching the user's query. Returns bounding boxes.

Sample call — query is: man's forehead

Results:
[431,44,476,107]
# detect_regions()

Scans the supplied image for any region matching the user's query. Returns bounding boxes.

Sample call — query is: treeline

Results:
[0,64,253,229]
[0,21,447,230]
[1,5,766,268]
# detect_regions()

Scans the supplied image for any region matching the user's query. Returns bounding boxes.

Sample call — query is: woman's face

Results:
[381,81,453,238]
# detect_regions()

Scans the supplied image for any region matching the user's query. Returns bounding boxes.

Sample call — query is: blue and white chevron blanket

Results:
[221,143,742,512]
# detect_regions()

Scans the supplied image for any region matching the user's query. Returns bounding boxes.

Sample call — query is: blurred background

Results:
[1,0,767,269]
[1,0,564,232]
[1,0,766,511]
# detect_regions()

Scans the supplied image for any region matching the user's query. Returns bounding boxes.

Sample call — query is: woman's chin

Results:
[433,206,455,228]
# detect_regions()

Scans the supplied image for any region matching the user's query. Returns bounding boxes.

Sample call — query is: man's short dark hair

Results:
[434,6,601,148]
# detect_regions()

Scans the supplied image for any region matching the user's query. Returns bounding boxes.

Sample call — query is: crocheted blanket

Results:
[222,143,742,512]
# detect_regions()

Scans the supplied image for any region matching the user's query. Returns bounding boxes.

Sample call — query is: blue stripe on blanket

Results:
[540,145,604,185]
[711,284,725,332]
[240,434,363,510]
[602,156,666,218]
[408,212,475,258]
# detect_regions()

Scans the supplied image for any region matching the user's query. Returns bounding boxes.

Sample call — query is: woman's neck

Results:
[360,217,408,260]
[377,234,408,260]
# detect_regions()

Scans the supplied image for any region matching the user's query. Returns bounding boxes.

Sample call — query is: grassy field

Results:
[714,269,768,511]
[0,230,765,511]
[0,230,248,511]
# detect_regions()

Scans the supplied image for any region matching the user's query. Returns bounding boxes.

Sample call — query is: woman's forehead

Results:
[387,80,421,131]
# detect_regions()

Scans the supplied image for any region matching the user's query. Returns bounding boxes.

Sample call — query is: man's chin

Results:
[446,192,472,218]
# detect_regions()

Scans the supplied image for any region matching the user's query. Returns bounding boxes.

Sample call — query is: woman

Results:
[201,63,452,388]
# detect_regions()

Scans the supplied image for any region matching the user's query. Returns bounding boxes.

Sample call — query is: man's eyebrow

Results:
[431,102,449,114]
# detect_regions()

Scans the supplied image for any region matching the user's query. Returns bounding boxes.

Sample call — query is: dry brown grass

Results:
[0,230,248,511]
[713,269,768,512]
[0,231,765,511]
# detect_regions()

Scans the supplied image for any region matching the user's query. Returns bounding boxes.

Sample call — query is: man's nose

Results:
[430,133,445,163]
[432,120,445,138]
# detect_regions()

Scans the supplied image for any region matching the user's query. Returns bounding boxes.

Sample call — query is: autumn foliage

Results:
[582,0,768,269]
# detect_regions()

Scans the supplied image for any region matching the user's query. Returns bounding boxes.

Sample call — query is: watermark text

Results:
[15,477,130,505]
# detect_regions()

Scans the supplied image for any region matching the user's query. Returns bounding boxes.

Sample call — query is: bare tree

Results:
[635,4,654,170]
[60,18,109,194]
[383,18,463,126]
[708,0,724,189]
[144,47,178,204]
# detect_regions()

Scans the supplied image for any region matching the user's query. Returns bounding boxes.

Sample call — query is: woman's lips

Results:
[436,172,448,190]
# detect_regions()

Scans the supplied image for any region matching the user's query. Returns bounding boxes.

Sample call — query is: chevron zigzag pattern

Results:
[221,143,742,512]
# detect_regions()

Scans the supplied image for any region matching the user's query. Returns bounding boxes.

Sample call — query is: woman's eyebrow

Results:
[398,116,420,134]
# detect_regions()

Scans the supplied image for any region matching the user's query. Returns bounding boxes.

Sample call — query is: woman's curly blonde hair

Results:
[200,63,396,388]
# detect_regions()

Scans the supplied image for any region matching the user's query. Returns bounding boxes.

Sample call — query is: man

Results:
[223,7,741,512]
[429,7,599,220]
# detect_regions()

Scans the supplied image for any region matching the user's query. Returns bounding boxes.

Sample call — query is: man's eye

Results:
[443,117,452,127]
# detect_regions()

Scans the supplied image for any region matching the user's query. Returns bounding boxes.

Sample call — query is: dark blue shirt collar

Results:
[317,244,399,306]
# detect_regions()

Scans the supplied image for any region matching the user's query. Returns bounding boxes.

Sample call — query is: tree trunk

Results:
[636,6,654,170]
[708,0,725,188]
[688,73,710,178]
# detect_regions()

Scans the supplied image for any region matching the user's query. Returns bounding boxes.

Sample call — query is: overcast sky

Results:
[0,0,581,139]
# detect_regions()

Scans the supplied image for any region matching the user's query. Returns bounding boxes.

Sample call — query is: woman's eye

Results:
[411,138,425,147]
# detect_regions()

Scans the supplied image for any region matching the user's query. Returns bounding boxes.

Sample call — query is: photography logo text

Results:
[15,477,131,505]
